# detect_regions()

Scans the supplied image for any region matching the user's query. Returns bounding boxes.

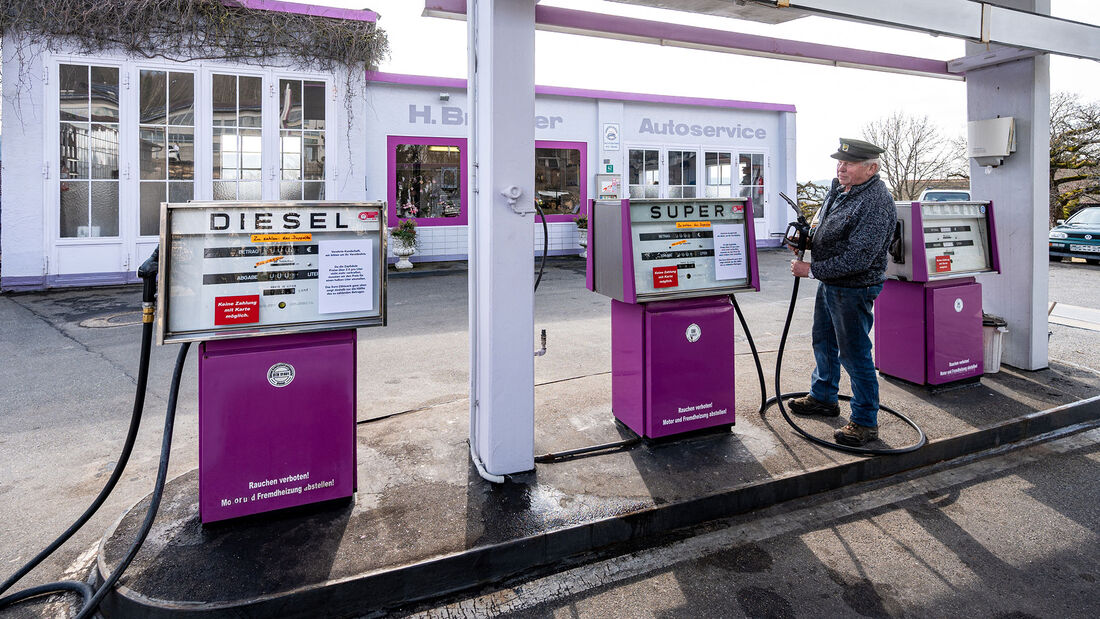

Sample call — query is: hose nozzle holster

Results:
[137,246,160,319]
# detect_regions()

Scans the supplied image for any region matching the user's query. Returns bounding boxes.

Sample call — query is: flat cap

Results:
[830,138,885,162]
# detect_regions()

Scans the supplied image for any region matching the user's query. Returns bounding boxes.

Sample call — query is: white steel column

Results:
[966,0,1050,370]
[467,0,536,478]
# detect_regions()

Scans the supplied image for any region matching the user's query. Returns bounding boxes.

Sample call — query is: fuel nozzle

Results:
[137,246,159,321]
[779,191,811,260]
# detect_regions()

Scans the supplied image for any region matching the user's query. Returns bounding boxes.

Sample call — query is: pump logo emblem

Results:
[685,323,702,343]
[954,298,964,313]
[267,363,295,387]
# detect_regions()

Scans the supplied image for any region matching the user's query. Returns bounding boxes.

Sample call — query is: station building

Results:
[0,9,796,291]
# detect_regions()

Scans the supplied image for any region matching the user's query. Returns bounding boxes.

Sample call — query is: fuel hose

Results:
[0,249,192,617]
[733,274,927,456]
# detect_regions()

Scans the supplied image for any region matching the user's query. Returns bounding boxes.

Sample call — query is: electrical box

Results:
[158,201,387,344]
[967,117,1016,167]
[588,198,760,303]
[596,174,622,200]
[887,201,1000,283]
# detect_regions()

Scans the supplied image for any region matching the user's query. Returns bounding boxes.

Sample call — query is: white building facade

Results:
[1,36,367,291]
[1,60,795,291]
[364,72,796,265]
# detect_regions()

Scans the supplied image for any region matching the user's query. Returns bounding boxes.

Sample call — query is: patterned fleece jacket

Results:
[809,174,897,288]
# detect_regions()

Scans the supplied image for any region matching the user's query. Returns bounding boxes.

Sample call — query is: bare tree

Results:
[796,180,828,220]
[862,112,967,200]
[1049,92,1100,225]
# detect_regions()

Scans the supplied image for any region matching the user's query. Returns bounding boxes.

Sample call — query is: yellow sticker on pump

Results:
[250,233,313,243]
[676,221,711,229]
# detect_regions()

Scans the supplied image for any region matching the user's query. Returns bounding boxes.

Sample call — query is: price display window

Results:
[159,201,386,343]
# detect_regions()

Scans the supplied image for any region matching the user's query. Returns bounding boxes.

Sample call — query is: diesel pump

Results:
[1,200,389,616]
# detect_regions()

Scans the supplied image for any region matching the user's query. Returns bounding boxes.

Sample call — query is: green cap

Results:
[831,138,885,162]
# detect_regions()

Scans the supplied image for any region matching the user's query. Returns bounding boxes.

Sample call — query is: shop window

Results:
[704,151,733,198]
[59,63,120,238]
[738,153,765,217]
[139,70,195,236]
[628,148,659,199]
[279,79,327,200]
[212,73,263,200]
[393,142,462,219]
[668,150,697,198]
[534,145,582,217]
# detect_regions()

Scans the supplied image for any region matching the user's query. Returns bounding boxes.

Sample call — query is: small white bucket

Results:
[983,325,1008,374]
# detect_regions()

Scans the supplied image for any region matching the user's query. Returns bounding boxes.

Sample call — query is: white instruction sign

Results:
[318,239,375,314]
[713,224,748,281]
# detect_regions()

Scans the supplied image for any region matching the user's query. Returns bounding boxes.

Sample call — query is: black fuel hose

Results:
[0,249,191,617]
[738,274,926,456]
[534,201,549,292]
[78,341,189,618]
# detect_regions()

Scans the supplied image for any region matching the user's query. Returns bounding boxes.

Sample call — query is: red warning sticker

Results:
[653,266,679,288]
[214,295,260,325]
[935,255,952,273]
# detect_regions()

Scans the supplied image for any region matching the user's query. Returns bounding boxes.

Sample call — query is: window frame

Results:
[665,148,698,199]
[626,146,662,199]
[276,77,330,201]
[386,135,469,227]
[534,140,587,223]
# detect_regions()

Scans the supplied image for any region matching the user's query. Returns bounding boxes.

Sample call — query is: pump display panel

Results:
[589,198,759,303]
[887,201,1000,282]
[158,201,386,343]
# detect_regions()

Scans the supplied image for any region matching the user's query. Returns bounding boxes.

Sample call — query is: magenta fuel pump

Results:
[874,200,1000,385]
[586,197,759,439]
[159,201,387,523]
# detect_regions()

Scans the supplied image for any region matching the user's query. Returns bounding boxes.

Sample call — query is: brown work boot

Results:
[786,395,840,417]
[834,421,879,446]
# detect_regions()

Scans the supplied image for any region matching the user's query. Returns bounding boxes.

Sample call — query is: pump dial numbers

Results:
[685,323,702,343]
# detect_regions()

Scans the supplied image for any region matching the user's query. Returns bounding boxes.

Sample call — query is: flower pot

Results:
[392,241,416,270]
[576,229,588,259]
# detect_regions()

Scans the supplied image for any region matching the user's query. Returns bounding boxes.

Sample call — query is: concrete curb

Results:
[98,394,1100,618]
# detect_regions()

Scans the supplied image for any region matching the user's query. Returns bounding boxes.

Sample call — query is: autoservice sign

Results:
[158,201,387,343]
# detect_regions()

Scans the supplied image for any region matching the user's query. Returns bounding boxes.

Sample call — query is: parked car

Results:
[919,188,971,201]
[1049,206,1100,264]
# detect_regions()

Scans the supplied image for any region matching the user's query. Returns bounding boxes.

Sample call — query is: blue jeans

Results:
[809,282,883,427]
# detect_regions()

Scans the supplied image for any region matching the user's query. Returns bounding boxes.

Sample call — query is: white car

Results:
[919,188,970,202]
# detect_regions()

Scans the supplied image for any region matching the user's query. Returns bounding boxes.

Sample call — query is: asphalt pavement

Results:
[412,426,1100,618]
[1,251,1099,617]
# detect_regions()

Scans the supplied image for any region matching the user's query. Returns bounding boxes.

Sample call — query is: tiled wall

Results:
[387,223,585,262]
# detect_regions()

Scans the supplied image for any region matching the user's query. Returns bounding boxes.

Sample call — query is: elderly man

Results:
[787,138,897,446]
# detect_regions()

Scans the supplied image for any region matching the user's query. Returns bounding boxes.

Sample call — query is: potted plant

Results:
[390,214,419,270]
[574,214,588,259]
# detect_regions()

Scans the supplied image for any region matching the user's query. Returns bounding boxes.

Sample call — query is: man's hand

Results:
[790,259,812,278]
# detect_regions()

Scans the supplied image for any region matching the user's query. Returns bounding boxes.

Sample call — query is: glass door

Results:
[51,61,126,281]
[737,151,769,239]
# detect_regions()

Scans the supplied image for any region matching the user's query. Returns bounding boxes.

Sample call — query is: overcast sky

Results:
[319,0,1100,181]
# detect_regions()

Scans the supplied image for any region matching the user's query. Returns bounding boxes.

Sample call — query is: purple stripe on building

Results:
[231,0,378,22]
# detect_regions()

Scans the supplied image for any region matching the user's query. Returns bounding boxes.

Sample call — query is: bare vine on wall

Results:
[1,0,389,162]
[0,0,387,70]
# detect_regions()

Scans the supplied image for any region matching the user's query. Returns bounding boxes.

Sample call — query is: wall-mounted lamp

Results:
[439,92,450,101]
